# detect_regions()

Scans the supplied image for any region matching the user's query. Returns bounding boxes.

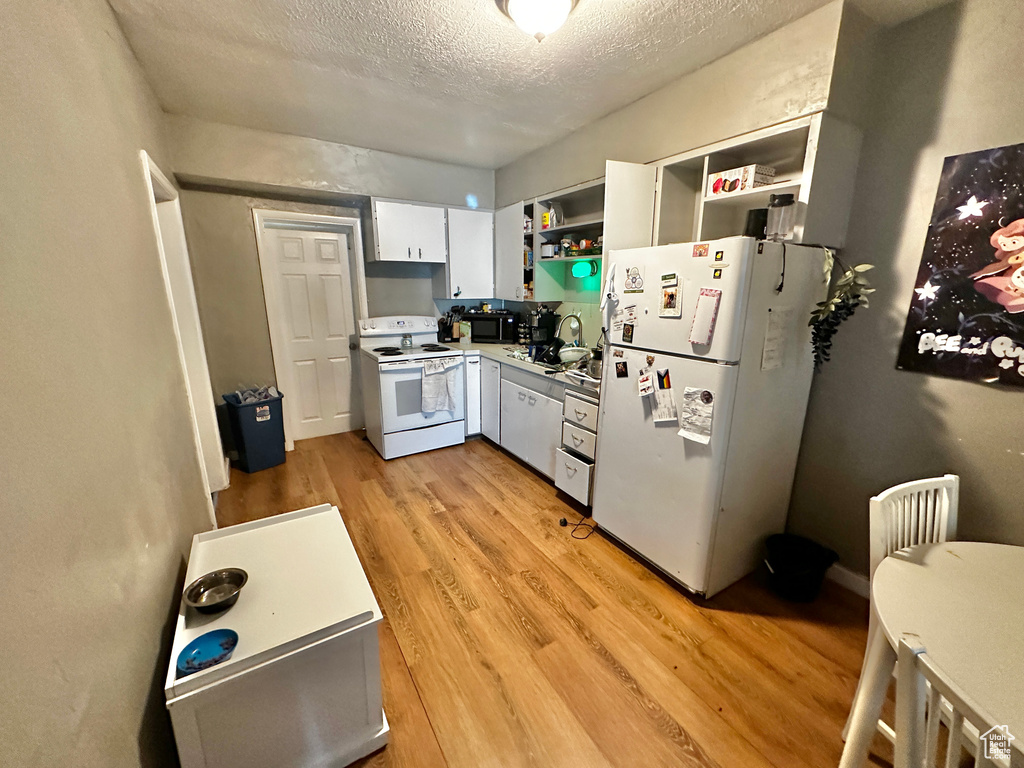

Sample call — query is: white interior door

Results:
[254,212,363,446]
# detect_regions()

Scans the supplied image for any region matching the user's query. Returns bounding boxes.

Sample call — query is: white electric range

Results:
[358,315,466,460]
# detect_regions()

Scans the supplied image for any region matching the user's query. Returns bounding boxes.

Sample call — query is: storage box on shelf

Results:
[653,112,861,247]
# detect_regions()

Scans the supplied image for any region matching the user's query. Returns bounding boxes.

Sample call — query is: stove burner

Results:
[378,350,403,357]
[373,346,401,353]
[420,344,451,352]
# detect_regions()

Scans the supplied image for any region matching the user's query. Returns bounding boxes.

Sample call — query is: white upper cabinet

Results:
[494,201,526,301]
[440,208,494,299]
[370,200,447,263]
[602,160,658,251]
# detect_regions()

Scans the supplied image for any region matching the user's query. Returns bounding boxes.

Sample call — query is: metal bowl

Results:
[183,568,248,614]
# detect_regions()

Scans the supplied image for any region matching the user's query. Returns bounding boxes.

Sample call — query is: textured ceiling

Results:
[110,0,953,170]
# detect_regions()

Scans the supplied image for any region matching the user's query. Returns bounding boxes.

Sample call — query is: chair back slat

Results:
[897,635,1018,768]
[943,710,962,768]
[869,475,959,578]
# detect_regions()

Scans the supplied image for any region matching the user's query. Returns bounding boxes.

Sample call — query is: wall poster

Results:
[897,142,1024,385]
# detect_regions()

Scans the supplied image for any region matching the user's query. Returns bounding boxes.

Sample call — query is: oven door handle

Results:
[380,361,425,372]
[380,357,463,373]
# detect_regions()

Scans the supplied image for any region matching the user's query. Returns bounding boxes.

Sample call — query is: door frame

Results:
[139,151,223,529]
[252,209,368,450]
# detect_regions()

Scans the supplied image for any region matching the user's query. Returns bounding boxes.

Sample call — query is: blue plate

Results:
[176,629,239,678]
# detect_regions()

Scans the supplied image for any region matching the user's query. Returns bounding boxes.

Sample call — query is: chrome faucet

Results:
[555,313,584,348]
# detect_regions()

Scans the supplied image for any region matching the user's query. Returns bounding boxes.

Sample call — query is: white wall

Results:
[496,1,846,206]
[0,1,211,765]
[788,0,1024,574]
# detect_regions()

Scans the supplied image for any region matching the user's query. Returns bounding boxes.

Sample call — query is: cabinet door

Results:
[447,209,494,298]
[373,201,416,261]
[412,205,448,263]
[494,201,525,301]
[499,381,530,460]
[524,390,562,480]
[465,355,481,436]
[481,359,501,442]
[603,160,658,252]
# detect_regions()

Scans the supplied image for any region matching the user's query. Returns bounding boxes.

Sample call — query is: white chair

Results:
[843,475,960,743]
[895,634,1020,768]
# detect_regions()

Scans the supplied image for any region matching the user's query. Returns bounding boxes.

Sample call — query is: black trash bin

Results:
[764,534,839,602]
[222,391,285,473]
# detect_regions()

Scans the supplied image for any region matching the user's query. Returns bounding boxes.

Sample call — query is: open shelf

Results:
[538,252,602,263]
[654,116,820,244]
[537,217,604,237]
[702,179,802,208]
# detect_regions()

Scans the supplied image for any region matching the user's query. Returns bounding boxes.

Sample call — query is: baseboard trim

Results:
[826,563,870,598]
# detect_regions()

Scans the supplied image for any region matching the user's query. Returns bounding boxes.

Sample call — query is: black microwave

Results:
[464,311,517,344]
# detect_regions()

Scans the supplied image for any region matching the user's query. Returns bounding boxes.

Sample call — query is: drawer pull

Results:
[528,396,537,405]
[518,391,527,400]
[574,409,587,420]
[565,464,577,475]
[572,435,584,446]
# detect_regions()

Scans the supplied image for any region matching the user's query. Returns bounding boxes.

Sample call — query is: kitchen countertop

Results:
[457,342,601,398]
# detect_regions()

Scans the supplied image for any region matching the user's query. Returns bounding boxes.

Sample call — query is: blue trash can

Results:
[222,391,285,473]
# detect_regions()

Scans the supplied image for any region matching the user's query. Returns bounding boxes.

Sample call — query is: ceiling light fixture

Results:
[496,0,578,42]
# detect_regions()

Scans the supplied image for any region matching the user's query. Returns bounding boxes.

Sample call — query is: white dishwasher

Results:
[164,504,388,768]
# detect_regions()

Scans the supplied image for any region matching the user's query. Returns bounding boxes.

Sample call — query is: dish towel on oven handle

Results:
[422,358,459,413]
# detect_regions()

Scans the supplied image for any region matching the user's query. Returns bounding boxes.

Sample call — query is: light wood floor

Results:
[217,432,892,768]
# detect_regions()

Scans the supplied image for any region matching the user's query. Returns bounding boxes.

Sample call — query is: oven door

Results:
[378,357,465,433]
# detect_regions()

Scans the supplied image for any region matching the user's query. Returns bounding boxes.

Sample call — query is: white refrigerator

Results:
[592,237,827,598]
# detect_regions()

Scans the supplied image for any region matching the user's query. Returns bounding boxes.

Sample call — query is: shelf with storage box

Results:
[653,112,862,247]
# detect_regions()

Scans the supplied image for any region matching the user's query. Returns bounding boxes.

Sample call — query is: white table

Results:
[165,504,388,768]
[839,542,1024,768]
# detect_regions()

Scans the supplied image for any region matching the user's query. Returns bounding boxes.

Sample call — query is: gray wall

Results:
[167,114,496,209]
[789,0,1024,574]
[169,117,496,393]
[0,1,211,766]
[179,189,440,395]
[495,1,846,205]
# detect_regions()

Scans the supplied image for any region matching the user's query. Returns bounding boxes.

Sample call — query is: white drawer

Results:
[561,422,597,461]
[563,393,598,433]
[555,448,593,506]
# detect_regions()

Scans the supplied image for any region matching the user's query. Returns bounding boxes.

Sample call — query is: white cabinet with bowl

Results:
[164,505,387,768]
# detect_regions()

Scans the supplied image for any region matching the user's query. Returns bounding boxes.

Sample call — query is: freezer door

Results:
[592,347,738,594]
[605,238,756,362]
